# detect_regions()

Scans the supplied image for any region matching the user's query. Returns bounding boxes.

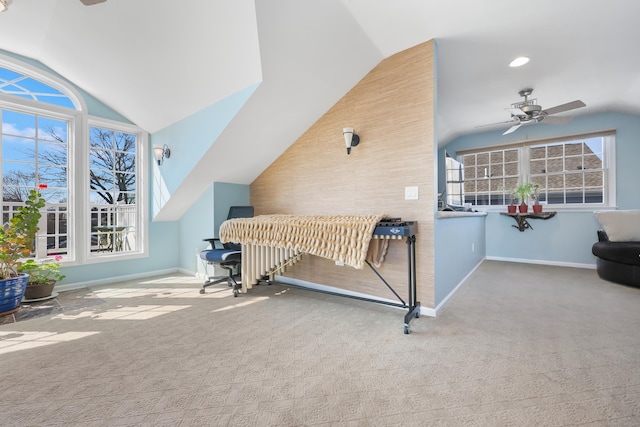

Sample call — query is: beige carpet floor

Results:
[0,260,639,426]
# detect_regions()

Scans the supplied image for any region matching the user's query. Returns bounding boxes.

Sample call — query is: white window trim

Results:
[0,54,149,266]
[0,53,87,112]
[83,116,149,264]
[457,131,617,212]
[1,94,82,263]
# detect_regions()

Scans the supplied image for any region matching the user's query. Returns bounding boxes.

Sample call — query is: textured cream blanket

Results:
[219,214,386,269]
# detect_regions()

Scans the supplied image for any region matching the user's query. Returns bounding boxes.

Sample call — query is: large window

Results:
[1,106,72,258]
[88,125,139,255]
[459,132,615,208]
[1,59,147,263]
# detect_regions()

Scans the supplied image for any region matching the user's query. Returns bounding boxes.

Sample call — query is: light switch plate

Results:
[405,186,419,200]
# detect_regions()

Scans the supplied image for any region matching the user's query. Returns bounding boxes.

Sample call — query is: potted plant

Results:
[19,256,65,300]
[0,188,45,315]
[507,188,518,213]
[531,184,543,213]
[514,183,533,213]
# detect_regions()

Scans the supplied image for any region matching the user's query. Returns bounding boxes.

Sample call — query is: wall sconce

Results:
[343,127,360,155]
[0,0,10,12]
[153,144,171,165]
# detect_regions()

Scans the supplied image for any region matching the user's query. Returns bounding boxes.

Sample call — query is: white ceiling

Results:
[1,0,638,145]
[1,0,639,218]
[342,0,640,145]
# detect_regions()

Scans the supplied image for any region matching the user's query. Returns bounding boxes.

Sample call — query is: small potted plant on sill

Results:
[0,187,46,315]
[507,189,518,213]
[531,184,543,213]
[514,183,533,214]
[19,256,65,300]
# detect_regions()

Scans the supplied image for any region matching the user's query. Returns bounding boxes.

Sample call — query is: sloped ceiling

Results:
[1,0,639,219]
[0,0,262,133]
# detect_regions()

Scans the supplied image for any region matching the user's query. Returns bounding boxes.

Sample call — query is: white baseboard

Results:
[434,258,485,314]
[275,276,436,318]
[485,256,596,270]
[55,268,180,293]
[178,267,198,277]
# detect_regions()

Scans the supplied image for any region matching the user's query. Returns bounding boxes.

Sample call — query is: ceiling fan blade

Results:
[539,115,572,125]
[80,0,106,5]
[503,123,523,135]
[474,119,518,129]
[542,100,586,116]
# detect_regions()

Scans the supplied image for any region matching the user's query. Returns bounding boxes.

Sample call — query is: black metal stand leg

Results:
[403,235,420,334]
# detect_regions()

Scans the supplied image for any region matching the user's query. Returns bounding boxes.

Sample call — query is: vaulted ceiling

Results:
[1,0,639,215]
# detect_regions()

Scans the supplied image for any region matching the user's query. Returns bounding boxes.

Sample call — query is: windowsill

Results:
[473,205,617,214]
[437,211,488,219]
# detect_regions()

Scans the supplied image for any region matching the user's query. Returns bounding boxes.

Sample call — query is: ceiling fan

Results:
[485,88,586,135]
[1,0,105,12]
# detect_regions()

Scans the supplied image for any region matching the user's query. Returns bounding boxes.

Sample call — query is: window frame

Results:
[1,94,81,262]
[84,116,148,264]
[456,131,616,212]
[0,54,149,266]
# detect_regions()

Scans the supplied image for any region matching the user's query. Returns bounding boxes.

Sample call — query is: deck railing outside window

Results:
[2,202,136,256]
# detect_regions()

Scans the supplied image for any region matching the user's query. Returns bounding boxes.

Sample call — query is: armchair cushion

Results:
[594,210,640,242]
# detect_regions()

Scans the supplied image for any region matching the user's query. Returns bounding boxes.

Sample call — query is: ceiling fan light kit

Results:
[496,88,586,135]
[1,0,104,10]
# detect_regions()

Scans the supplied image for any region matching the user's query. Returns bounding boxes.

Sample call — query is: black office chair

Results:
[199,206,254,297]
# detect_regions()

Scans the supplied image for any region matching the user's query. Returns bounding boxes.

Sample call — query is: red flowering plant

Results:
[0,186,46,279]
[19,255,65,286]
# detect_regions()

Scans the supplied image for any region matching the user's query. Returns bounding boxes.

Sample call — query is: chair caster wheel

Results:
[233,289,239,297]
[404,326,410,334]
[199,289,205,294]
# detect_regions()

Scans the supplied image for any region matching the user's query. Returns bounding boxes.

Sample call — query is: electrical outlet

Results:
[335,261,344,266]
[472,243,475,252]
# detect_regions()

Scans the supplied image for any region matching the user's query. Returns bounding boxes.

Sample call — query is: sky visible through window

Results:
[2,108,68,204]
[0,67,76,109]
[1,66,74,203]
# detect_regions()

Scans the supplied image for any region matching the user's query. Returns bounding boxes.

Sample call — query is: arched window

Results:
[0,65,80,110]
[1,56,147,265]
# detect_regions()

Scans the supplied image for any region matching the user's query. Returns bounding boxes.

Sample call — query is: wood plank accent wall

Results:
[250,40,435,308]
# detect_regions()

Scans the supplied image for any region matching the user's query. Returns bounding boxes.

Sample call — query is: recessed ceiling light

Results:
[509,57,530,67]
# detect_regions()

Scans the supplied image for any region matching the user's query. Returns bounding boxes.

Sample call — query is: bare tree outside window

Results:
[89,126,137,253]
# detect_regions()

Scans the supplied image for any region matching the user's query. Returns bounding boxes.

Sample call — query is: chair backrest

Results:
[224,206,254,251]
[227,206,254,220]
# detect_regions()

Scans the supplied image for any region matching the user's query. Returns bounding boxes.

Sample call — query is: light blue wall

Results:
[178,183,215,273]
[213,182,251,232]
[434,215,486,306]
[60,221,179,284]
[178,182,250,274]
[150,83,258,195]
[441,112,640,266]
[486,211,600,265]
